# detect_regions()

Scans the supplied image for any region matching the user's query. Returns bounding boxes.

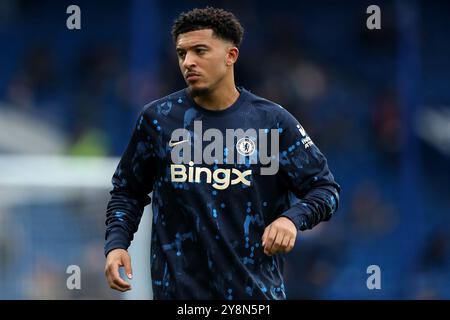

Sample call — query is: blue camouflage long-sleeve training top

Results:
[105,87,340,299]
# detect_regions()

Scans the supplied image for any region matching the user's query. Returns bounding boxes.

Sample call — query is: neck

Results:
[192,77,240,111]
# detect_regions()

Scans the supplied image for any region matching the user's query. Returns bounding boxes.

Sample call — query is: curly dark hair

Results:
[171,7,244,48]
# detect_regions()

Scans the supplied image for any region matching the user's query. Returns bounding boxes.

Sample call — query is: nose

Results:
[182,51,196,69]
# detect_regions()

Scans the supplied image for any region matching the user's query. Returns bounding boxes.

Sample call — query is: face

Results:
[176,29,238,95]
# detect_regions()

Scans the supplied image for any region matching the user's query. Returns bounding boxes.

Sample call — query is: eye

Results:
[196,48,206,55]
[177,51,186,59]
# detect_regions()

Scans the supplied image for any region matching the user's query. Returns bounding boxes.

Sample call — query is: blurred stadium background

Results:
[0,0,449,299]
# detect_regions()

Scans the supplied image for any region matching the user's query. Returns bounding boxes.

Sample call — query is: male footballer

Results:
[104,7,340,299]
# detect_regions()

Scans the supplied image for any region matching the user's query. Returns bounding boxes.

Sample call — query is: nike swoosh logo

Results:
[168,139,189,147]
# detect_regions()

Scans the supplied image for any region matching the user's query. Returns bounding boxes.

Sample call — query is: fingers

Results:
[106,262,131,292]
[262,217,298,256]
[281,233,290,252]
[261,225,270,247]
[268,231,284,256]
[123,254,133,280]
[263,226,278,256]
[287,236,296,253]
[105,250,132,292]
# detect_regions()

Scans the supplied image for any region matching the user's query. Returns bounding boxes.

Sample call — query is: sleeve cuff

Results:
[104,228,131,257]
[280,205,310,231]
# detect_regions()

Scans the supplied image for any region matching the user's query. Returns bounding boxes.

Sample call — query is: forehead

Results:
[176,29,222,48]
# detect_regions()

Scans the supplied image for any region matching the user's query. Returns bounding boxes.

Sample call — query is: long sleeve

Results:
[104,110,156,256]
[277,111,340,231]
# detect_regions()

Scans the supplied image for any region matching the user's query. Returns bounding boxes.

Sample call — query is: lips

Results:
[185,72,201,81]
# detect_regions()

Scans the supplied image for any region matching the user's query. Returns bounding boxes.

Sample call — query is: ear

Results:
[226,47,239,66]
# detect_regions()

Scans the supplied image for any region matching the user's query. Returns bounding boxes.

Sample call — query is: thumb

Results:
[122,252,133,279]
[261,225,271,247]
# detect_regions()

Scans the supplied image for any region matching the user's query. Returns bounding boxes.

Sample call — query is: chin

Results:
[187,83,210,97]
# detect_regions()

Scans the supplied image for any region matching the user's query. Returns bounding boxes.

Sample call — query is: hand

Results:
[104,248,133,292]
[261,217,297,256]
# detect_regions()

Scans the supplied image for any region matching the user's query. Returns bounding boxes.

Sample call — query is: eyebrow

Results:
[176,44,210,51]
